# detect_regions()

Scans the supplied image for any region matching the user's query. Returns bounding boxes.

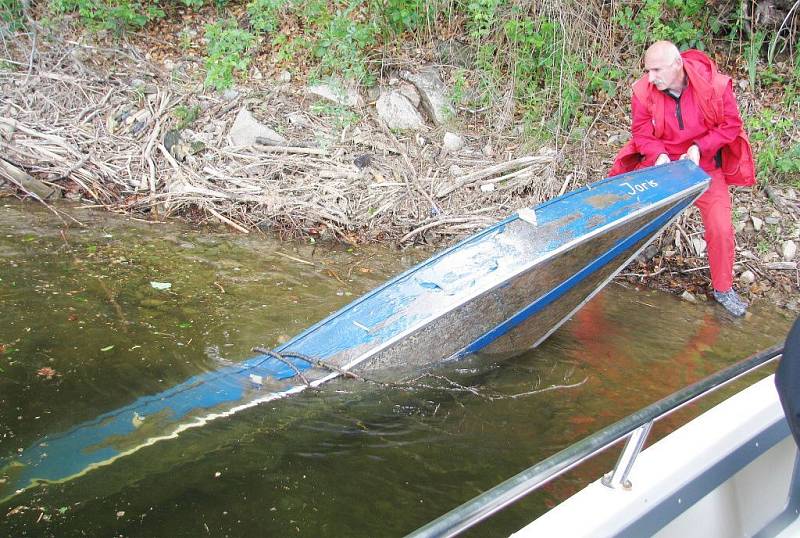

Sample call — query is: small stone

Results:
[681,291,697,304]
[739,270,756,284]
[214,471,222,478]
[449,164,463,177]
[116,511,125,518]
[279,70,291,83]
[782,240,797,261]
[163,58,175,71]
[751,215,764,232]
[482,143,494,157]
[480,183,495,193]
[691,237,707,256]
[308,81,362,107]
[222,89,239,101]
[765,216,780,225]
[442,132,464,152]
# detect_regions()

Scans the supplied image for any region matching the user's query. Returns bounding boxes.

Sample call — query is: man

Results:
[610,41,756,317]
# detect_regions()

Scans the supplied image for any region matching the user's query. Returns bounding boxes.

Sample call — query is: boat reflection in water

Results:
[0,161,709,502]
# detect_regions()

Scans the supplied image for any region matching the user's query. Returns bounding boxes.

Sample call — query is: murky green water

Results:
[0,200,794,537]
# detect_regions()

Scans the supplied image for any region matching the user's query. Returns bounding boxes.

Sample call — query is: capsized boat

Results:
[0,160,709,502]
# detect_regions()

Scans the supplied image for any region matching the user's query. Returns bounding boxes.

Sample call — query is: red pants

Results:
[693,169,734,291]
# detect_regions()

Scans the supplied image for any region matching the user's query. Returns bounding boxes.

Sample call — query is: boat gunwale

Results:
[405,344,786,538]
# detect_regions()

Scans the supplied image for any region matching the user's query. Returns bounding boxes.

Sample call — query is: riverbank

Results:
[0,17,798,312]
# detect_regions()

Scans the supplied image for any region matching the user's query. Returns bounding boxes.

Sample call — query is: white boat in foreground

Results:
[409,341,795,538]
[515,373,797,538]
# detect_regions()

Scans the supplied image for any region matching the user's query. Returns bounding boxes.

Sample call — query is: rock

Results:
[607,132,631,146]
[739,249,758,260]
[739,270,756,284]
[480,183,495,193]
[163,58,175,71]
[783,240,797,261]
[765,216,780,225]
[449,164,463,177]
[765,261,797,270]
[397,82,421,108]
[353,154,372,169]
[442,132,464,152]
[641,243,660,261]
[375,90,425,130]
[691,237,707,256]
[222,88,239,101]
[482,143,494,157]
[400,68,455,125]
[681,291,697,304]
[307,81,362,107]
[286,112,311,128]
[751,215,764,232]
[279,70,291,83]
[228,108,287,147]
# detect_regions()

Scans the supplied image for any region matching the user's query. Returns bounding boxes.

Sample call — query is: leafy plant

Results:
[747,108,800,185]
[247,0,287,34]
[1,0,25,29]
[203,20,255,90]
[173,104,201,129]
[49,0,164,33]
[312,5,377,84]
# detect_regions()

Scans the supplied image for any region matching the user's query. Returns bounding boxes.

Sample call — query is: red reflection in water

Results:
[540,292,722,503]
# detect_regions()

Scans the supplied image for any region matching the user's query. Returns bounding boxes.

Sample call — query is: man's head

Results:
[644,41,685,93]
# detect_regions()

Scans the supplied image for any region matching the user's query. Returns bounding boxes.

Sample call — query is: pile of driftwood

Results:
[0,29,561,243]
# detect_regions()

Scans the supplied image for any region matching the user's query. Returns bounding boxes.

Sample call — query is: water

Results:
[0,200,794,536]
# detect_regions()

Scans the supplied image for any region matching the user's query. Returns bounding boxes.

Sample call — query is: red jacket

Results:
[610,50,755,186]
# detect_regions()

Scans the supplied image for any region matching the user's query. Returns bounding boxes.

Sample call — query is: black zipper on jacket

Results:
[666,92,685,129]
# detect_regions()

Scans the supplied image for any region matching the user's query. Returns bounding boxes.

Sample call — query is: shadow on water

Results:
[0,200,794,536]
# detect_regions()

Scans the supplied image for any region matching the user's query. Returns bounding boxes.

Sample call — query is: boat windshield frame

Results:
[406,343,785,538]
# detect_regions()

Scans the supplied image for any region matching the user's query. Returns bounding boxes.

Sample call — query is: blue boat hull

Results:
[0,161,710,501]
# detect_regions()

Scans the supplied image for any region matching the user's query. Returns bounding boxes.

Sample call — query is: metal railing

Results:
[407,343,785,538]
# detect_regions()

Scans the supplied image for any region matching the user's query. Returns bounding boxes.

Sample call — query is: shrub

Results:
[204,20,255,90]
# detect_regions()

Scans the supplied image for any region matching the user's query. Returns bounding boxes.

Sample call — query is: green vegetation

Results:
[1,0,25,30]
[203,19,255,90]
[49,0,163,33]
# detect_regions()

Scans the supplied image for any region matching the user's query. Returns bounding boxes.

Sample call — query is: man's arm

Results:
[631,94,669,165]
[693,80,743,158]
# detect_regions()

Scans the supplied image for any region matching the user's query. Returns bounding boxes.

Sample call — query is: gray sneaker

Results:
[713,289,748,317]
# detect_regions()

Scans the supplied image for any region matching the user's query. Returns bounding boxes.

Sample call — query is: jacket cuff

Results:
[694,137,712,158]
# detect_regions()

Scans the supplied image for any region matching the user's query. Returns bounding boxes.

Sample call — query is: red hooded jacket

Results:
[609,50,755,186]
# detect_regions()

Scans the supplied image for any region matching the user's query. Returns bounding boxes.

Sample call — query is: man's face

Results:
[644,53,682,91]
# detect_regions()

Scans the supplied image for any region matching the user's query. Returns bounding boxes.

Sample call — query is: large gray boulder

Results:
[400,68,455,125]
[376,90,426,130]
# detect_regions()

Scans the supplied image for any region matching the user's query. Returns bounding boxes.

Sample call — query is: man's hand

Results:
[679,144,700,165]
[655,153,671,166]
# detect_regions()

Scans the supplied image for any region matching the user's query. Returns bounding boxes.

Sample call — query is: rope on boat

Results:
[250,347,366,385]
[250,347,587,401]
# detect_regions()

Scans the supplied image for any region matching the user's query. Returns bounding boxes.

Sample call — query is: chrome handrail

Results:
[407,343,785,538]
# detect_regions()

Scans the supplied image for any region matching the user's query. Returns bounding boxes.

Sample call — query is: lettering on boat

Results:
[621,179,659,195]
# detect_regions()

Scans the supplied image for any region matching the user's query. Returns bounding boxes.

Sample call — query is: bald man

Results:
[611,41,755,317]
